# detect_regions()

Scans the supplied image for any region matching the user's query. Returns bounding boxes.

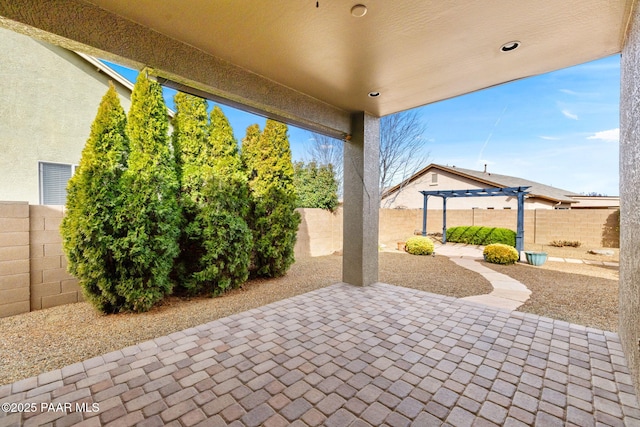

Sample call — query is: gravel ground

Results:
[0,253,490,386]
[525,244,619,263]
[484,260,618,332]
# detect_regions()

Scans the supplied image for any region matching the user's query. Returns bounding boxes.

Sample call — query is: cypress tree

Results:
[173,100,252,295]
[241,124,261,181]
[116,72,180,312]
[243,120,301,277]
[172,92,210,192]
[171,92,209,286]
[194,106,252,293]
[61,83,129,313]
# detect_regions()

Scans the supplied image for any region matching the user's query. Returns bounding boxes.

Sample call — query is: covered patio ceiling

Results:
[0,0,634,138]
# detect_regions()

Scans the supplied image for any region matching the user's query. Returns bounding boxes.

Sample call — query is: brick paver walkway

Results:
[1,283,639,426]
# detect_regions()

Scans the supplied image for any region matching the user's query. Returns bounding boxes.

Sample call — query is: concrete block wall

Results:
[295,208,343,257]
[0,202,30,317]
[296,207,620,258]
[0,203,622,317]
[29,205,81,311]
[533,209,619,247]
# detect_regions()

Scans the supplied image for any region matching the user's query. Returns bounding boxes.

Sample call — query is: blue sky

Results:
[107,54,620,196]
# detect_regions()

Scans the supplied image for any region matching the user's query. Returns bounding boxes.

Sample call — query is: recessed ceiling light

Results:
[368,91,380,97]
[500,41,521,52]
[351,4,367,17]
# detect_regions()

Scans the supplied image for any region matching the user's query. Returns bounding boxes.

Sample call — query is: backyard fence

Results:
[296,207,620,257]
[0,202,619,317]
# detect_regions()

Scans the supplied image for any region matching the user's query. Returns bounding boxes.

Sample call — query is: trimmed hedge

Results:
[445,226,516,247]
[483,243,519,265]
[405,236,434,255]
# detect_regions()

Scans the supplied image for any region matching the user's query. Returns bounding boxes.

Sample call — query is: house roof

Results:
[382,163,579,204]
[76,52,134,92]
[75,52,175,118]
[1,1,633,139]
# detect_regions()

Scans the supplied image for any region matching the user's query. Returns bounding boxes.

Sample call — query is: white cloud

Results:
[559,88,598,97]
[561,109,579,120]
[539,135,561,140]
[587,128,619,143]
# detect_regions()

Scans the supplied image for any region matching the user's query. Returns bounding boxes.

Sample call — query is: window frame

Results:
[38,161,78,205]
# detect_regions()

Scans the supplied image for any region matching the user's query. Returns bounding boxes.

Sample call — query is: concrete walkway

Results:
[1,283,639,426]
[434,244,532,311]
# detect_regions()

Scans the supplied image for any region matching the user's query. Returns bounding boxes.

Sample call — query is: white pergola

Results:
[2,0,640,393]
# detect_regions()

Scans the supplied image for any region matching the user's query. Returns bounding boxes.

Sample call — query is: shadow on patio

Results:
[1,282,639,426]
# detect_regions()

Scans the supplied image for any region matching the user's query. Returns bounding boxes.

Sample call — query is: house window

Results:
[39,162,76,205]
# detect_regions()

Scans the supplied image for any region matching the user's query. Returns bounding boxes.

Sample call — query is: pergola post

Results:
[516,191,525,259]
[442,196,448,243]
[422,194,428,236]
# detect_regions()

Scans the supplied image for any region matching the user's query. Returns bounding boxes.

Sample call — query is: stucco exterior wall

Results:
[383,168,558,210]
[620,1,640,395]
[0,28,132,204]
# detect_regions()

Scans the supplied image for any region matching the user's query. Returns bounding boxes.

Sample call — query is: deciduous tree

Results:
[307,110,430,206]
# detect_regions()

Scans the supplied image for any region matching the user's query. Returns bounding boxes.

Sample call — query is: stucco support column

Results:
[620,0,640,395]
[342,112,380,286]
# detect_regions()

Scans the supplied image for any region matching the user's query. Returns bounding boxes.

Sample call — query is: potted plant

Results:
[524,251,547,266]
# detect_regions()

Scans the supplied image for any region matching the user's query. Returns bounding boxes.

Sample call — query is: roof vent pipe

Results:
[484,164,487,173]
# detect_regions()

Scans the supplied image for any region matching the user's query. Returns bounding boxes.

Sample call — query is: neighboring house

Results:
[0,27,134,205]
[381,163,580,210]
[571,195,620,209]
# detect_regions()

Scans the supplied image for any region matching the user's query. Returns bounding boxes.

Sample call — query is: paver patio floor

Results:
[1,282,639,426]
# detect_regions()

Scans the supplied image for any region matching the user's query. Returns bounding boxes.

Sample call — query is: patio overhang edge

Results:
[0,0,352,139]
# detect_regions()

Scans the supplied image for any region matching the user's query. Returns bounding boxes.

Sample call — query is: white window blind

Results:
[39,162,72,205]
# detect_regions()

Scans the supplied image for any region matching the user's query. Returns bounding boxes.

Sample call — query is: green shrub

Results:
[242,120,301,278]
[447,226,468,242]
[405,236,435,255]
[483,243,519,265]
[173,100,252,295]
[293,161,339,211]
[61,83,129,313]
[116,73,181,312]
[446,226,516,247]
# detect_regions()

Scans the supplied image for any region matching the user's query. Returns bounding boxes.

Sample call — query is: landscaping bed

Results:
[484,261,618,331]
[525,244,619,263]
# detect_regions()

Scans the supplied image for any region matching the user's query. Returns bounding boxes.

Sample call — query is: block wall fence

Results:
[297,207,619,256]
[0,202,82,318]
[0,202,619,317]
